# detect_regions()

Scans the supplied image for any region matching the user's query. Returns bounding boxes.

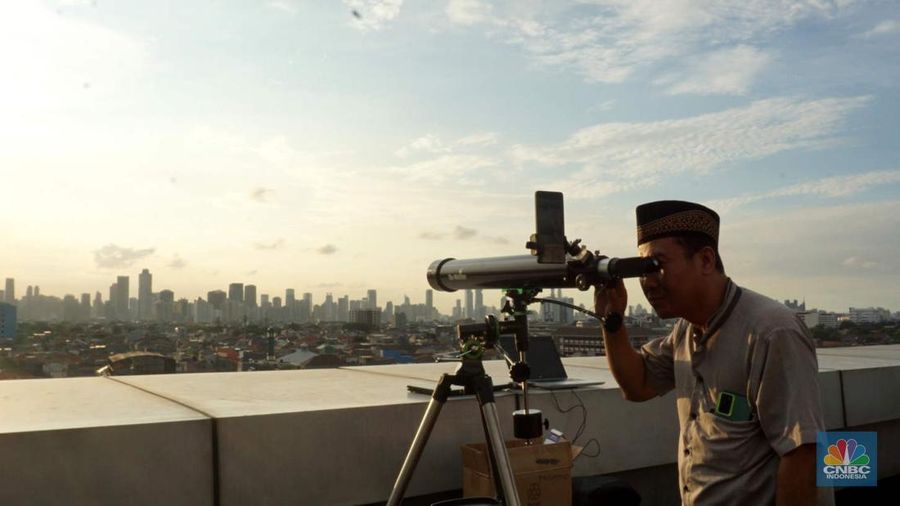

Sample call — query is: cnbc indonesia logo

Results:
[823,439,871,478]
[817,432,877,487]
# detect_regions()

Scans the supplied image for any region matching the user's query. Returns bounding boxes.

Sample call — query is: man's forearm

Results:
[602,327,655,401]
[776,444,816,506]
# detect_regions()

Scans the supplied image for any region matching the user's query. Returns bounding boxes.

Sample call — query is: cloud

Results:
[446,0,493,26]
[418,231,445,240]
[862,20,900,37]
[486,236,510,244]
[250,187,275,203]
[842,257,878,269]
[395,134,448,158]
[454,226,478,239]
[708,169,900,212]
[389,154,497,184]
[94,244,155,269]
[656,45,771,95]
[317,244,338,255]
[168,255,187,270]
[266,1,299,15]
[513,96,869,198]
[254,239,286,250]
[455,132,499,147]
[396,132,500,158]
[446,1,854,90]
[344,0,403,31]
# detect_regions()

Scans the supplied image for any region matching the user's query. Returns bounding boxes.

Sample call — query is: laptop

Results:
[497,335,604,390]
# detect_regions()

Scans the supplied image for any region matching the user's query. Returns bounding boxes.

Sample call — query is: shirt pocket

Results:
[694,411,763,474]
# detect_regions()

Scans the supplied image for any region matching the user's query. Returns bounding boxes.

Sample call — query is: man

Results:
[595,200,827,505]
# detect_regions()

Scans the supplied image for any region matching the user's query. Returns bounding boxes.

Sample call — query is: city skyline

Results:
[2,1,898,316]
[1,269,895,318]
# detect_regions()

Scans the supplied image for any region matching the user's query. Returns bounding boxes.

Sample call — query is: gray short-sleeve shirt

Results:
[640,280,825,505]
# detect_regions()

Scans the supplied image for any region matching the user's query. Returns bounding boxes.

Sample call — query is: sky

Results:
[1,0,898,315]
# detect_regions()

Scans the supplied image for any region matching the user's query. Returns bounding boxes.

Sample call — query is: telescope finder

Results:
[532,191,566,264]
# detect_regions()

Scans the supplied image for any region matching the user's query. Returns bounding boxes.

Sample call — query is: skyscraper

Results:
[302,292,312,322]
[338,295,349,322]
[367,289,377,310]
[465,289,473,319]
[286,289,296,321]
[0,302,17,339]
[138,268,152,320]
[474,289,483,319]
[158,290,175,322]
[80,293,91,321]
[93,292,103,318]
[207,290,226,311]
[228,283,244,303]
[244,285,257,308]
[116,276,130,320]
[425,289,434,320]
[4,278,14,303]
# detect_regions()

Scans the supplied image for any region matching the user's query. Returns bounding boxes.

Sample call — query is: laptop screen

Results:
[498,335,568,381]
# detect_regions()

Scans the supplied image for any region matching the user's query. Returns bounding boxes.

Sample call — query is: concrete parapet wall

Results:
[0,346,898,505]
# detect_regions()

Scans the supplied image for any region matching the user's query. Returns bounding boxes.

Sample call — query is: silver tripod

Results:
[387,358,521,506]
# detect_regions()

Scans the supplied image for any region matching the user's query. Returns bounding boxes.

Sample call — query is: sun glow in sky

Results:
[1,0,898,314]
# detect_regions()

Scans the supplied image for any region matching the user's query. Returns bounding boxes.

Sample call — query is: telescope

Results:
[390,192,659,506]
[428,191,660,293]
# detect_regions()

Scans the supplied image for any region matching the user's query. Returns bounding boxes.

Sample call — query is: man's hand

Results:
[776,444,817,506]
[594,278,628,316]
[593,279,657,402]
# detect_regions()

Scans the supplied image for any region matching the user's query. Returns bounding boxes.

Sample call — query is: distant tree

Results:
[839,320,857,330]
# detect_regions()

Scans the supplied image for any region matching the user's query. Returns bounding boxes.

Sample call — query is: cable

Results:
[547,390,601,460]
[532,297,603,321]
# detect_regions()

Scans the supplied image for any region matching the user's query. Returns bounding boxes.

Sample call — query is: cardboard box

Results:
[461,440,579,506]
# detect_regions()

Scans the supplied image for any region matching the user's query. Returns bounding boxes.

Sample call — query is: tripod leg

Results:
[480,401,521,506]
[387,375,452,506]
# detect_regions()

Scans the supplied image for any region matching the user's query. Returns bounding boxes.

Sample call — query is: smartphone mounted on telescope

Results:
[529,191,567,264]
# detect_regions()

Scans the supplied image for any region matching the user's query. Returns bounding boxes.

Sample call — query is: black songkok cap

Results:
[636,200,720,246]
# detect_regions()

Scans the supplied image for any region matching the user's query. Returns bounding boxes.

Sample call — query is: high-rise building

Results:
[349,308,380,328]
[367,289,377,310]
[138,268,152,320]
[33,286,40,297]
[475,289,483,319]
[324,293,335,321]
[26,286,33,299]
[229,283,244,303]
[244,285,258,308]
[80,293,91,320]
[116,276,130,320]
[207,290,227,311]
[63,295,80,322]
[4,278,14,303]
[0,302,17,339]
[425,289,433,317]
[286,289,296,320]
[465,289,473,319]
[93,292,103,318]
[302,292,312,322]
[158,290,175,322]
[383,301,394,323]
[338,295,349,322]
[260,294,270,307]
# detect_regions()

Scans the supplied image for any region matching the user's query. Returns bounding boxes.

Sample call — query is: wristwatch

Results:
[603,311,623,333]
